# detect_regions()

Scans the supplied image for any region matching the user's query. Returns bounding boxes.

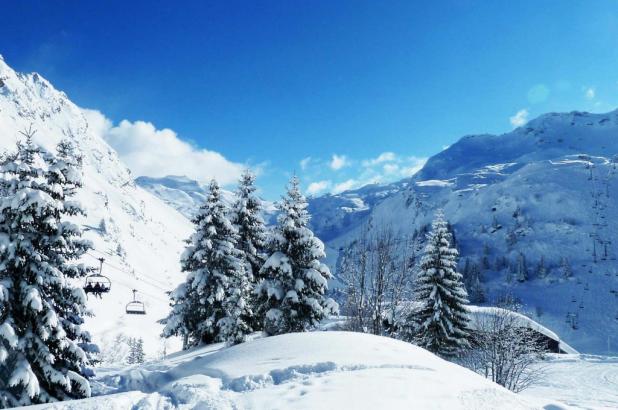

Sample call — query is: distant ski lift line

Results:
[84,250,170,291]
[83,252,169,303]
[88,247,172,290]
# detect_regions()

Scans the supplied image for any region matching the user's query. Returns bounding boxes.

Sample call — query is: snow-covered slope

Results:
[0,56,192,359]
[324,109,618,354]
[21,331,556,409]
[306,181,409,242]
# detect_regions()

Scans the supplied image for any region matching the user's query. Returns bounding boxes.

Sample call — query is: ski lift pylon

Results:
[126,289,146,315]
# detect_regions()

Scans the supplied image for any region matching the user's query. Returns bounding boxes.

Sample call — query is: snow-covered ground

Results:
[20,331,563,410]
[522,354,618,409]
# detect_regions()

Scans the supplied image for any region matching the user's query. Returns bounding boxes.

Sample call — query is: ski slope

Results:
[19,332,557,409]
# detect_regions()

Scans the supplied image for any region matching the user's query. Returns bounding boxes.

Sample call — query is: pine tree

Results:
[47,140,99,368]
[560,257,573,279]
[516,253,528,282]
[231,169,267,330]
[162,180,251,347]
[257,176,338,336]
[464,263,485,304]
[0,136,93,407]
[126,338,145,365]
[126,339,137,365]
[405,210,470,357]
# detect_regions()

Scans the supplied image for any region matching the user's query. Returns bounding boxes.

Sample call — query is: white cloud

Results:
[332,179,358,194]
[300,157,312,170]
[298,151,427,196]
[329,154,349,170]
[306,180,331,195]
[584,86,596,100]
[509,109,529,127]
[82,109,245,185]
[383,163,400,175]
[362,152,396,167]
[330,155,426,194]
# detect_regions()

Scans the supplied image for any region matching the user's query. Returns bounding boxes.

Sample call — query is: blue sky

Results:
[2,0,618,199]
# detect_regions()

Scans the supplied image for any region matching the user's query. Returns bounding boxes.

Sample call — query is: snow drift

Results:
[21,331,558,409]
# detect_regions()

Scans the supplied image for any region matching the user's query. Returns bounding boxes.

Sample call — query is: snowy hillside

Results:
[306,181,408,242]
[21,331,559,409]
[0,56,192,359]
[324,109,618,354]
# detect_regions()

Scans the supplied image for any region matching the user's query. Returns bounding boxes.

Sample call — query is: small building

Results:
[467,306,578,354]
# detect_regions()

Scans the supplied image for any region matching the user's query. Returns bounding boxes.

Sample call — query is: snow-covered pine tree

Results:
[405,210,470,357]
[0,136,93,407]
[47,140,99,369]
[231,169,268,330]
[126,339,137,365]
[160,280,199,350]
[257,176,338,336]
[135,338,145,364]
[126,338,145,365]
[161,180,251,347]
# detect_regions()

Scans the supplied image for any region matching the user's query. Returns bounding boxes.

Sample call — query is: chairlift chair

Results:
[84,258,111,296]
[126,289,146,315]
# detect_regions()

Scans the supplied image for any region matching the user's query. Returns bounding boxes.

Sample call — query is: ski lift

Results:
[126,289,146,315]
[584,283,590,291]
[84,258,111,297]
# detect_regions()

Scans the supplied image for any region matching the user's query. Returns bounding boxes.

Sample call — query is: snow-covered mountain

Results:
[0,56,192,360]
[325,110,618,354]
[136,175,277,222]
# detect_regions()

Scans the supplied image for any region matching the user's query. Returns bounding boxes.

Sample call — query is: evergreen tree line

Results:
[161,173,338,348]
[0,134,96,407]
